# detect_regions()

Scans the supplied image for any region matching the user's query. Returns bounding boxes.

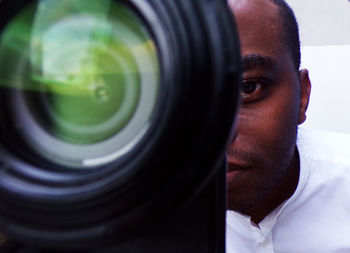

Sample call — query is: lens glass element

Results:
[0,0,159,167]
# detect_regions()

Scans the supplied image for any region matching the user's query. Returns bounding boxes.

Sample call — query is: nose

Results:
[227,111,249,154]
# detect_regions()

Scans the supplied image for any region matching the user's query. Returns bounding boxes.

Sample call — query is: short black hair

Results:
[269,0,301,71]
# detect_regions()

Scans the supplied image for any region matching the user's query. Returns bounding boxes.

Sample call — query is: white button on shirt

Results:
[226,127,350,253]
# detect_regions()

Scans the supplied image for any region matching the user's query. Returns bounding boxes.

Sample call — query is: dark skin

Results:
[226,0,311,224]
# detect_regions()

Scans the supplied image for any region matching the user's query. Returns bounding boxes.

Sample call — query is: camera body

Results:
[0,0,241,252]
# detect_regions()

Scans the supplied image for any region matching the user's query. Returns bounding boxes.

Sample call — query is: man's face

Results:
[226,0,310,212]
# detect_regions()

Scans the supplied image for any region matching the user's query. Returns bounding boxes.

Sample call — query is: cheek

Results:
[236,94,300,162]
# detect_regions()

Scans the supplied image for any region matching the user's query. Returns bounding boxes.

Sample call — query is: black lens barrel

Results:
[0,0,240,249]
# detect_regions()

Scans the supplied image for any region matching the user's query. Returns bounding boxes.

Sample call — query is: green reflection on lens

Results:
[0,0,159,144]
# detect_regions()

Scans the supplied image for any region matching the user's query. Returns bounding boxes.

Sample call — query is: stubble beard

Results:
[227,125,298,213]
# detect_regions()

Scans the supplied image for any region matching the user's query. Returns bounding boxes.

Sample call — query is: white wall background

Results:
[286,0,350,134]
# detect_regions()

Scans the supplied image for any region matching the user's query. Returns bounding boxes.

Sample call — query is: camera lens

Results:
[0,0,241,249]
[0,0,159,168]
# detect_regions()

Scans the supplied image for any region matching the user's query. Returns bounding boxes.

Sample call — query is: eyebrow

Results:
[241,54,275,71]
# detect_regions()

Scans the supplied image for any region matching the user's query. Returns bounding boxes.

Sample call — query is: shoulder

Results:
[297,127,350,166]
[274,128,350,251]
[295,127,350,201]
[296,127,350,199]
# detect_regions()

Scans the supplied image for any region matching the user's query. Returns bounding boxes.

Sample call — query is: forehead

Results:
[229,0,284,57]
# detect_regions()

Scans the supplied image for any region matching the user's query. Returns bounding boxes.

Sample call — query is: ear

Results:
[298,69,311,125]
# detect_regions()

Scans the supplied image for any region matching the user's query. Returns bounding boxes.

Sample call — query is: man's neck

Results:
[246,149,300,225]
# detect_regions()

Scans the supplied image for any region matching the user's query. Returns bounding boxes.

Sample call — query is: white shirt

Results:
[226,127,350,253]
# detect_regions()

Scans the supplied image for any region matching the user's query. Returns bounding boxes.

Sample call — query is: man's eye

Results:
[241,82,259,95]
[240,80,267,103]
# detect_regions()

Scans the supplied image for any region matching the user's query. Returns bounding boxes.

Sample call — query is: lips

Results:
[227,162,251,172]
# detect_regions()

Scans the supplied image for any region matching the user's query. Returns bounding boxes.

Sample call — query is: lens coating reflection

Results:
[0,0,159,167]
